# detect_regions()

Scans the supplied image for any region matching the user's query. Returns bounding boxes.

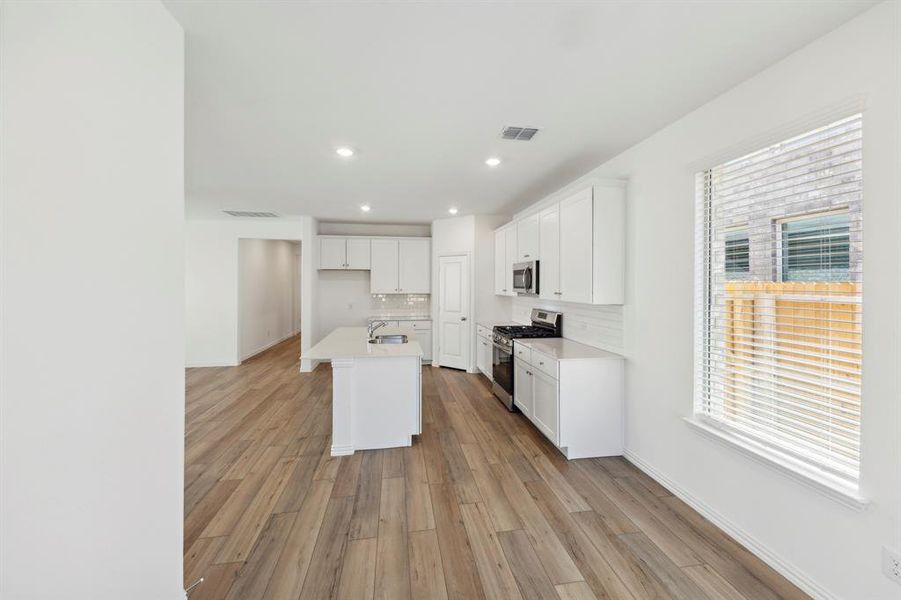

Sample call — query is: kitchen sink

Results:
[368,334,408,344]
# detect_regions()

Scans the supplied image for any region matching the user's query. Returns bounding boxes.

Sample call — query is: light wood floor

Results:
[184,335,809,600]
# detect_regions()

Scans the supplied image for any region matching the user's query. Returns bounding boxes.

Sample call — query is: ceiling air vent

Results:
[501,126,539,141]
[222,210,280,218]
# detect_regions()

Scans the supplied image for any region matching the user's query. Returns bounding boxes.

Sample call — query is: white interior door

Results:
[438,254,471,370]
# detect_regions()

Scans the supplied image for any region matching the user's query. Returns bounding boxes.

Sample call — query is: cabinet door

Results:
[417,330,432,361]
[370,239,399,293]
[477,337,489,376]
[319,238,347,269]
[345,238,371,270]
[516,213,540,261]
[559,188,593,304]
[398,239,430,293]
[504,226,517,296]
[494,229,507,295]
[539,205,560,301]
[532,370,558,444]
[513,359,533,418]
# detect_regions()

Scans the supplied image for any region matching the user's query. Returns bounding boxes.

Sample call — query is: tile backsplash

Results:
[512,297,624,354]
[370,294,430,316]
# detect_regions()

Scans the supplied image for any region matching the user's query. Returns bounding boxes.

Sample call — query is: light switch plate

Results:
[883,546,901,585]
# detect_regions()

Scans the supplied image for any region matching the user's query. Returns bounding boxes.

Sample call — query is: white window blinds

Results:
[695,114,863,485]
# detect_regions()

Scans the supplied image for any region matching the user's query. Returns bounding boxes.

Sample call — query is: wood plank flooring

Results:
[185,335,810,600]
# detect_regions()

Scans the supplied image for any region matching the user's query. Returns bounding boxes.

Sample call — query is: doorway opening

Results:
[237,238,303,363]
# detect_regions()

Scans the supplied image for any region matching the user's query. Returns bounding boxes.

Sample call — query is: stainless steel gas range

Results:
[491,309,562,410]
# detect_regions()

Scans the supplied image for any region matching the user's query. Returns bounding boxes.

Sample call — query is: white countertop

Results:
[304,326,423,360]
[368,314,431,321]
[514,337,624,361]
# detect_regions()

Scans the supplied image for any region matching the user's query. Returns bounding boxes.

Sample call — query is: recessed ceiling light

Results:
[360,204,371,212]
[448,207,459,215]
[336,147,354,158]
[485,157,501,167]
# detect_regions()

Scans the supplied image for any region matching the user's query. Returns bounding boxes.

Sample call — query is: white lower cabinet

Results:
[513,339,624,459]
[531,369,558,444]
[417,330,432,362]
[513,359,533,418]
[477,335,492,379]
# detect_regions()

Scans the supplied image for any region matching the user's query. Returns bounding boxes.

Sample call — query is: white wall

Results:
[432,215,510,369]
[474,215,511,324]
[239,239,298,360]
[319,222,431,237]
[185,217,317,367]
[317,270,375,334]
[514,3,901,598]
[0,2,185,599]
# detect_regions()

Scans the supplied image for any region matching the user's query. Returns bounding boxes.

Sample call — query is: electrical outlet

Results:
[883,546,901,585]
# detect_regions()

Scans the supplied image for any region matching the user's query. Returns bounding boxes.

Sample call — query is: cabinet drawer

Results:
[513,342,531,363]
[406,320,432,331]
[531,349,558,379]
[477,324,492,338]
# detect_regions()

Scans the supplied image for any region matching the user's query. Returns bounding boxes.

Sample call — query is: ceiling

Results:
[166,1,874,223]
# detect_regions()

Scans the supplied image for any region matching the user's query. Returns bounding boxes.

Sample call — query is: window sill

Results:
[684,416,870,511]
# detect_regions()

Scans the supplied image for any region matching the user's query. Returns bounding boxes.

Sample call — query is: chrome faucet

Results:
[368,320,388,339]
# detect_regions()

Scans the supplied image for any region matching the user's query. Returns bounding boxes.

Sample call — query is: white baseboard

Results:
[185,360,239,368]
[300,358,320,373]
[240,331,299,362]
[331,444,354,456]
[623,448,838,600]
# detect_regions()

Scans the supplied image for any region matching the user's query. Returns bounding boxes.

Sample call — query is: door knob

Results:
[460,317,467,321]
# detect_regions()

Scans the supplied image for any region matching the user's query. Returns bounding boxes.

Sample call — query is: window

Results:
[780,212,850,282]
[695,114,863,487]
[725,230,750,277]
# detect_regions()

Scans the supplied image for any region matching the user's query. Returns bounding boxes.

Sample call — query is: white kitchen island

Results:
[304,326,422,456]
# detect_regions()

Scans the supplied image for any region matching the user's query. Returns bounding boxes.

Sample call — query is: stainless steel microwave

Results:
[512,261,538,296]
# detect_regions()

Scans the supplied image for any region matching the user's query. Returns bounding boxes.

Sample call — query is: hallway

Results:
[184,337,808,599]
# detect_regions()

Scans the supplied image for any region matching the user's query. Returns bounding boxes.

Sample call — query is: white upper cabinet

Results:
[538,205,560,301]
[398,239,430,293]
[370,239,400,293]
[592,185,625,304]
[494,225,516,296]
[345,238,371,269]
[319,237,371,270]
[494,228,507,295]
[558,188,594,304]
[504,225,517,295]
[516,213,539,262]
[370,238,431,294]
[320,238,348,269]
[493,180,624,305]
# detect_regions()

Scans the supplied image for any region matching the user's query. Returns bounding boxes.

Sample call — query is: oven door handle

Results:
[493,342,511,353]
